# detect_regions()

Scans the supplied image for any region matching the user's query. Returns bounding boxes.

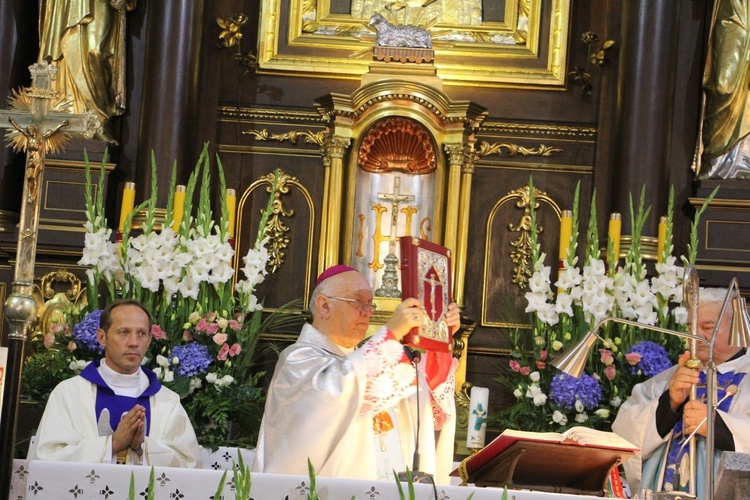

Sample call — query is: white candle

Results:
[466,386,489,449]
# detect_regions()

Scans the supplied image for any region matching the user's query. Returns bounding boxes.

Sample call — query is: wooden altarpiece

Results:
[313,59,487,453]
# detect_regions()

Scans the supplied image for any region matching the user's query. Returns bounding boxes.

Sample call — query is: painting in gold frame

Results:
[258,0,571,87]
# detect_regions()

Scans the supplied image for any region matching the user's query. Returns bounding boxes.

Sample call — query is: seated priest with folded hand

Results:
[252,265,460,484]
[613,288,750,496]
[34,299,203,467]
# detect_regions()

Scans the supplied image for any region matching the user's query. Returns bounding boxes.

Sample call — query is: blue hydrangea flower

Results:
[73,310,104,354]
[549,372,602,411]
[171,343,212,378]
[627,340,672,377]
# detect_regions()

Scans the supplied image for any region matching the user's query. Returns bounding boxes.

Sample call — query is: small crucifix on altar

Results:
[375,176,415,298]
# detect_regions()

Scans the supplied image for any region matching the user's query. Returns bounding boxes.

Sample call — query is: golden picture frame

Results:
[258,0,571,87]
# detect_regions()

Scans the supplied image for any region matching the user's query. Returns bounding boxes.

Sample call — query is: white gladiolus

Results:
[529,371,540,382]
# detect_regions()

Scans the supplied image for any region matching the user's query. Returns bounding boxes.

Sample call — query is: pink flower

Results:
[151,324,167,340]
[206,311,218,322]
[50,323,69,335]
[599,348,614,366]
[212,333,228,345]
[605,365,616,380]
[205,322,220,335]
[217,343,230,361]
[67,341,77,352]
[536,360,546,370]
[520,366,531,376]
[182,330,194,342]
[509,360,521,372]
[196,318,210,333]
[228,319,242,331]
[626,352,642,366]
[539,349,548,361]
[228,343,242,357]
[43,332,55,348]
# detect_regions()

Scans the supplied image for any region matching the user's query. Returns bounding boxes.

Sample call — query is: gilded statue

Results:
[699,0,750,179]
[38,0,137,139]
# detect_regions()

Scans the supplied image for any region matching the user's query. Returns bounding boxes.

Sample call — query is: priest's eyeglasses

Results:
[324,296,377,314]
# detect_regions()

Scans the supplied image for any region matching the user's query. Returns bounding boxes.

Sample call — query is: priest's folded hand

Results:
[111,405,146,453]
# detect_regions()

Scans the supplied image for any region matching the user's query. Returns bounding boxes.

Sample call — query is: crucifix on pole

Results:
[0,61,100,497]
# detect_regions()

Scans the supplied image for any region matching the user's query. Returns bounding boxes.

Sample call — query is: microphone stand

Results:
[397,347,434,484]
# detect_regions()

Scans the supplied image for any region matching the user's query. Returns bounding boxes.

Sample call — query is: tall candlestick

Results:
[118,182,136,232]
[559,210,573,264]
[227,188,237,238]
[172,185,186,232]
[657,215,667,264]
[608,212,621,266]
[466,386,489,449]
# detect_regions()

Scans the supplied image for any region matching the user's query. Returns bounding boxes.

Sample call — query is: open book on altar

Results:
[451,427,638,494]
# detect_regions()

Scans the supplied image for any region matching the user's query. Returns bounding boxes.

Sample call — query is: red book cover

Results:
[399,236,453,352]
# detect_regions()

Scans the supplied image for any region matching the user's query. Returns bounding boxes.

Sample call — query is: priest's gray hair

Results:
[700,287,729,306]
[309,278,338,321]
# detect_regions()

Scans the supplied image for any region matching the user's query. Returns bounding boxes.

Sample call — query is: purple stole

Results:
[79,360,161,435]
[661,369,746,491]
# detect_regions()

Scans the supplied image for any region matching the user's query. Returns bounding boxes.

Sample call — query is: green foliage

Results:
[21,349,75,409]
[233,449,252,499]
[213,470,228,500]
[184,373,265,450]
[685,185,719,265]
[393,468,416,500]
[307,458,319,500]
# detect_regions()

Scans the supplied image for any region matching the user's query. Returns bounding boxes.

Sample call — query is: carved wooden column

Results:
[455,148,476,307]
[319,136,350,270]
[443,144,464,265]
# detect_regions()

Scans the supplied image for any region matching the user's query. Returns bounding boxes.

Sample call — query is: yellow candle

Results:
[558,210,573,262]
[226,188,237,238]
[118,182,136,231]
[172,185,186,232]
[608,213,622,265]
[657,216,667,264]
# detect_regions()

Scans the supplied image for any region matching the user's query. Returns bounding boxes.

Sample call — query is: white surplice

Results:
[34,373,203,468]
[252,323,456,484]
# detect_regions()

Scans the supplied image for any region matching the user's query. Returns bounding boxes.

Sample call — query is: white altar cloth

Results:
[10,458,603,500]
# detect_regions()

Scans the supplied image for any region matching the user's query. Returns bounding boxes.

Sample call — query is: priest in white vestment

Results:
[34,299,203,467]
[252,265,459,484]
[613,288,750,498]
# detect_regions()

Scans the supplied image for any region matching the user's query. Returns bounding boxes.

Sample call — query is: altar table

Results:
[9,458,604,500]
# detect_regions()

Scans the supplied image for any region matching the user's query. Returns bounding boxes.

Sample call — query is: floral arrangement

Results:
[23,144,295,450]
[492,180,718,432]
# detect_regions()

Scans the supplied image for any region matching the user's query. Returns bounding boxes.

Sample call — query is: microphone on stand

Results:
[672,384,738,492]
[397,346,434,485]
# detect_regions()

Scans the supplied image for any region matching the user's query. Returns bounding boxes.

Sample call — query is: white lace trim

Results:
[429,357,458,430]
[359,331,414,416]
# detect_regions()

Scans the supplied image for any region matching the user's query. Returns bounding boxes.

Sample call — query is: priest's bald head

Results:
[309,265,429,349]
[309,265,376,348]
